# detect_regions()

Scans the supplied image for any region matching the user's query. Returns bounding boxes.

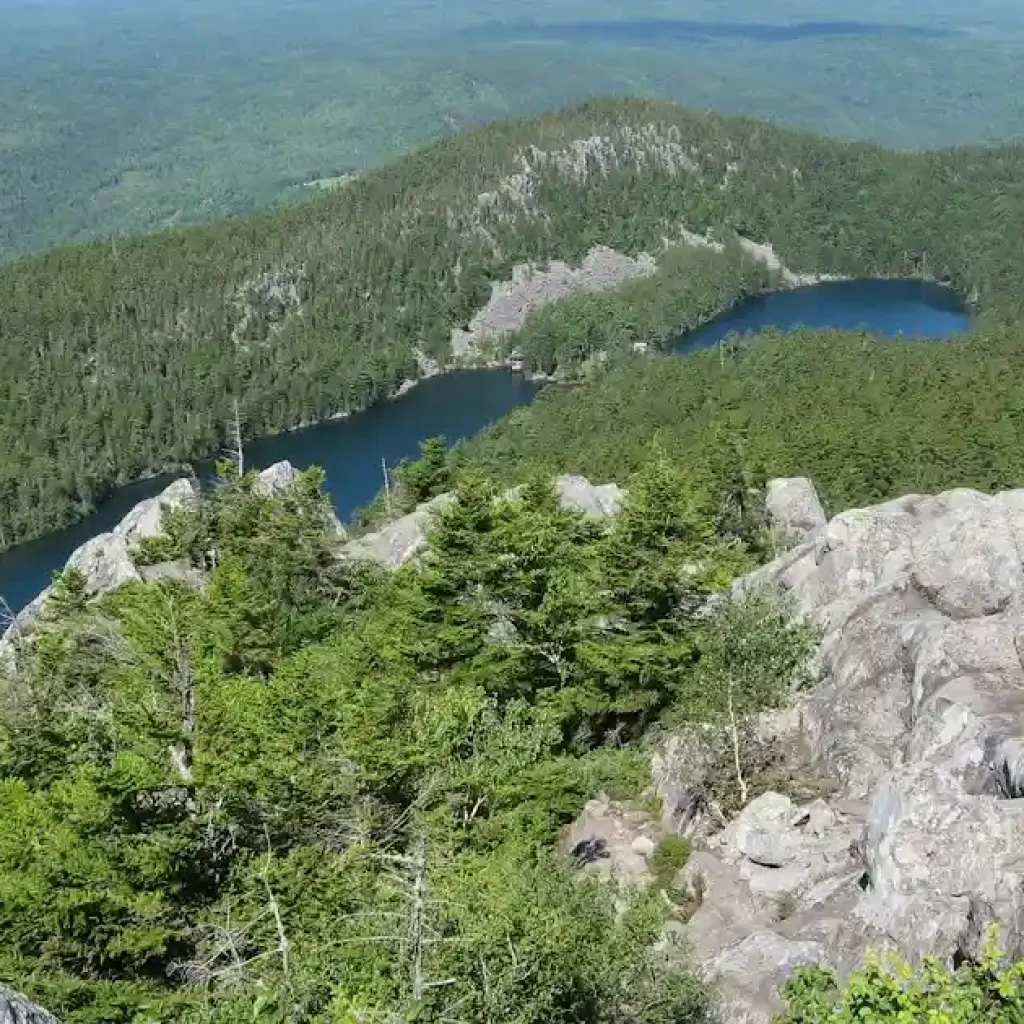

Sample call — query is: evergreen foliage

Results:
[3,96,1024,546]
[776,936,1024,1023]
[0,461,814,1022]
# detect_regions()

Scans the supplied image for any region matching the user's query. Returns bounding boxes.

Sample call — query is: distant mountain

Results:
[4,0,1024,261]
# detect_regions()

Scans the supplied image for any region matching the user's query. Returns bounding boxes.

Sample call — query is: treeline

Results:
[457,310,1024,517]
[0,461,811,1022]
[3,96,1024,546]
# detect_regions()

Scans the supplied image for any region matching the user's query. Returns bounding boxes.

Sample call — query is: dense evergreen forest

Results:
[0,461,812,1022]
[5,0,1023,261]
[5,95,1024,549]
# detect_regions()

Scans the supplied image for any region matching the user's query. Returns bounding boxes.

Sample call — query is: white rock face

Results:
[555,475,624,518]
[450,247,657,358]
[254,461,299,496]
[5,479,200,643]
[342,474,624,569]
[342,494,456,569]
[648,480,1024,1022]
[765,477,826,545]
[0,983,57,1023]
[67,533,141,595]
[115,477,198,546]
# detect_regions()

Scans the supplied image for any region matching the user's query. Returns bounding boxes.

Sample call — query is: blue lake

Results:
[672,279,969,353]
[0,279,970,614]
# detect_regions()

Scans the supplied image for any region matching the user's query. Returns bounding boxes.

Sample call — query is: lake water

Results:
[0,279,970,614]
[672,279,968,353]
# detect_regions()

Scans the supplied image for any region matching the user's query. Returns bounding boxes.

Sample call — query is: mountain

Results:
[5,0,1024,262]
[3,95,1024,551]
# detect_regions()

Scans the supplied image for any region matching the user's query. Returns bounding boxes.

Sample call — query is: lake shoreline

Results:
[0,277,970,613]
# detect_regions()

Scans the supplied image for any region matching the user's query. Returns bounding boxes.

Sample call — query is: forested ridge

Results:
[0,459,810,1022]
[4,95,1024,548]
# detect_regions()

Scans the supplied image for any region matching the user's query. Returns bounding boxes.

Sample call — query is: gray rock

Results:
[706,930,832,1024]
[657,479,1024,1007]
[254,460,298,496]
[0,983,58,1023]
[342,494,455,569]
[650,725,721,834]
[554,475,624,518]
[138,559,207,589]
[676,851,766,962]
[67,533,141,596]
[910,489,1023,619]
[114,477,198,546]
[342,473,624,570]
[855,765,1024,960]
[766,478,826,545]
[727,792,802,868]
[250,460,346,536]
[712,794,862,915]
[564,796,660,889]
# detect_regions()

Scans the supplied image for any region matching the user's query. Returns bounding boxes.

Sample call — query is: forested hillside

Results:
[5,0,1023,262]
[455,307,1024,519]
[4,95,1024,549]
[0,460,812,1022]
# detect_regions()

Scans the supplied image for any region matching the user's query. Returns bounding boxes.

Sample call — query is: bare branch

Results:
[726,676,748,807]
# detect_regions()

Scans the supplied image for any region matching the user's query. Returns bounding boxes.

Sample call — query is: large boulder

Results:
[855,765,1024,961]
[647,480,1024,1016]
[711,793,863,913]
[4,479,197,645]
[67,533,141,595]
[114,477,198,546]
[254,460,298,496]
[342,493,455,569]
[554,475,624,518]
[765,478,826,546]
[650,724,721,835]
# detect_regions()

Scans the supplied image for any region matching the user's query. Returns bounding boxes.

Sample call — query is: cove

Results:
[0,279,969,615]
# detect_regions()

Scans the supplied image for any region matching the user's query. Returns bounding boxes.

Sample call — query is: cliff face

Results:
[645,479,1024,1022]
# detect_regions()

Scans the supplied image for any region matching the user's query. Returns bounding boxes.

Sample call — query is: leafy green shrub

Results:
[649,835,692,892]
[776,937,1024,1023]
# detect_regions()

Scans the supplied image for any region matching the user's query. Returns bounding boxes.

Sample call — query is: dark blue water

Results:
[0,370,540,614]
[673,279,968,353]
[0,280,970,614]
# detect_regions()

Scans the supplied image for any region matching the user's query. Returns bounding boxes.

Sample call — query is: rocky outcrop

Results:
[342,493,456,569]
[765,477,826,546]
[114,477,198,546]
[0,983,58,1023]
[254,461,346,537]
[450,247,657,358]
[563,796,661,889]
[66,533,141,595]
[254,461,298,496]
[343,475,624,569]
[638,481,1024,1021]
[555,475,624,518]
[4,478,200,644]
